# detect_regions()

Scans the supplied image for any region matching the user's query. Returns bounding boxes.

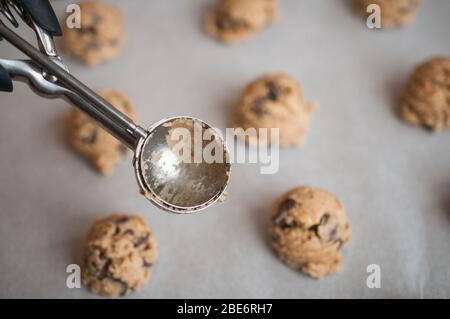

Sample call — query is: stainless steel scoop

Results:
[0,1,230,213]
[135,117,230,213]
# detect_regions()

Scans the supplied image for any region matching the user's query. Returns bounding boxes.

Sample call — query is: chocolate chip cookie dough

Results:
[61,1,126,65]
[269,187,350,279]
[65,90,137,175]
[82,213,158,298]
[231,73,315,147]
[205,0,277,43]
[353,0,421,28]
[400,57,450,132]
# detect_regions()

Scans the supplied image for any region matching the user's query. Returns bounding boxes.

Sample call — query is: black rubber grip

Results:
[0,64,13,92]
[20,0,62,36]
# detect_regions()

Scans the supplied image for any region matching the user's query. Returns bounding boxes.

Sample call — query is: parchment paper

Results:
[0,0,449,298]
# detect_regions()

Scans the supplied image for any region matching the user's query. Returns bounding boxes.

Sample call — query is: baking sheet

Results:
[0,0,449,298]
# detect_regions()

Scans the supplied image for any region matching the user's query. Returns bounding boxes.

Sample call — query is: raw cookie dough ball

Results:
[65,90,137,176]
[353,0,421,28]
[61,1,126,65]
[205,0,277,43]
[231,73,315,147]
[400,57,450,132]
[269,187,350,279]
[82,213,158,298]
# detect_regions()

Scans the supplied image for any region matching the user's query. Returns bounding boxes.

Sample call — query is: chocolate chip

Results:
[215,12,247,31]
[78,26,97,35]
[308,214,332,239]
[266,81,282,101]
[275,198,297,219]
[143,261,153,268]
[105,276,131,296]
[320,213,330,225]
[85,247,107,275]
[421,123,435,132]
[94,256,132,296]
[81,129,98,144]
[98,249,106,260]
[115,217,129,224]
[97,258,112,280]
[123,229,134,236]
[251,96,269,116]
[216,16,229,30]
[277,198,296,215]
[308,224,321,239]
[251,81,284,117]
[134,233,150,247]
[215,12,234,30]
[278,220,299,229]
[274,198,298,229]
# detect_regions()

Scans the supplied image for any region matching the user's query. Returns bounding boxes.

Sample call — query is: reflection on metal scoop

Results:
[135,117,230,213]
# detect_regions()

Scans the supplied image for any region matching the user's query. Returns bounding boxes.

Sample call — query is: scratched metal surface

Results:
[0,0,449,298]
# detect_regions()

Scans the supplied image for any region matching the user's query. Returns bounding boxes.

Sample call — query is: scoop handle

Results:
[0,64,13,92]
[20,0,62,36]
